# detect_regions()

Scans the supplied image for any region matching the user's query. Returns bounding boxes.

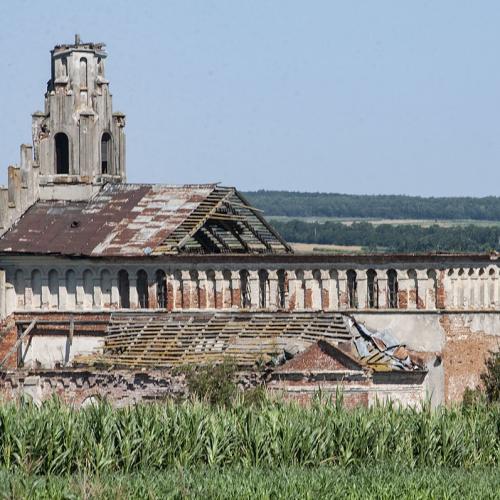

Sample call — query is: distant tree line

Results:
[244,191,500,221]
[271,220,500,253]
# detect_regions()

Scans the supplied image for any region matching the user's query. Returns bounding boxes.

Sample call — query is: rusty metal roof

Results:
[0,184,291,256]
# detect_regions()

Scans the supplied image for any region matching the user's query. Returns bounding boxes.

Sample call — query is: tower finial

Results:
[74,34,81,45]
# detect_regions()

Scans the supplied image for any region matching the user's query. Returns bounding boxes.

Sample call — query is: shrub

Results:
[481,349,500,403]
[180,358,238,406]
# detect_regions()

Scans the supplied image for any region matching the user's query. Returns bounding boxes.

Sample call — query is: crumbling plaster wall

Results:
[357,312,500,406]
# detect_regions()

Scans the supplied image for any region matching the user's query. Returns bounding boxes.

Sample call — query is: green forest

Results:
[244,191,500,220]
[271,220,500,253]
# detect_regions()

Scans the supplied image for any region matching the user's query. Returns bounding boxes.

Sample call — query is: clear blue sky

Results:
[1,1,499,196]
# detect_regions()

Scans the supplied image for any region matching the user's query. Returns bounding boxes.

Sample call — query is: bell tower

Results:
[32,35,126,200]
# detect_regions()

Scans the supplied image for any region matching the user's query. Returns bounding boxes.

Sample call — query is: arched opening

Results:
[55,133,69,174]
[277,270,287,309]
[258,269,269,308]
[156,270,167,309]
[80,58,88,88]
[137,270,149,308]
[347,270,357,308]
[101,133,112,174]
[367,269,378,308]
[118,270,130,309]
[240,270,251,308]
[387,269,398,308]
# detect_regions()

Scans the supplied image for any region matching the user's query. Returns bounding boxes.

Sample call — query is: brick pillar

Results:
[320,270,330,311]
[304,271,316,310]
[396,270,408,310]
[231,271,240,308]
[436,269,446,310]
[181,271,191,309]
[222,272,232,309]
[415,270,427,309]
[198,271,208,309]
[214,271,224,309]
[166,272,176,311]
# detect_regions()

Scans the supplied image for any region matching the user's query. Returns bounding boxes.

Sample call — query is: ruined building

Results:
[0,38,498,407]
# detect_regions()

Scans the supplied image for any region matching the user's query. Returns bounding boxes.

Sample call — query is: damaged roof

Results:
[0,184,291,256]
[76,311,424,374]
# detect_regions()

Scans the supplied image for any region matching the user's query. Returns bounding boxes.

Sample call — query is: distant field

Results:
[270,216,500,228]
[291,242,365,254]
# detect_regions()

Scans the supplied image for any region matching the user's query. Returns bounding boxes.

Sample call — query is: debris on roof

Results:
[0,184,291,256]
[345,316,422,372]
[74,311,424,375]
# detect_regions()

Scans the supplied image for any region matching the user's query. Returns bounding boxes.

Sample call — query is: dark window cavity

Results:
[118,270,130,309]
[55,133,69,174]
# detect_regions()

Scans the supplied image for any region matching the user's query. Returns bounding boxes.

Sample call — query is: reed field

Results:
[0,397,499,498]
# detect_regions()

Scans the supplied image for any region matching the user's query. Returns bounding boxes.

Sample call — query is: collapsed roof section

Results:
[77,311,424,374]
[0,184,291,256]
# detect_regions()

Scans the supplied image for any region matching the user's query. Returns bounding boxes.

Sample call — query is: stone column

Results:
[482,271,490,309]
[396,270,408,309]
[415,270,427,309]
[377,270,388,309]
[129,275,139,309]
[320,270,330,311]
[0,269,6,320]
[222,272,232,309]
[59,275,68,311]
[357,271,368,310]
[249,270,260,309]
[111,276,120,309]
[93,277,102,310]
[328,271,339,310]
[337,270,348,309]
[268,270,278,310]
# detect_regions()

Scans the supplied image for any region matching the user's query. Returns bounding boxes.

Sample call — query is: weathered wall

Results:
[2,256,498,313]
[357,312,500,405]
[0,369,186,407]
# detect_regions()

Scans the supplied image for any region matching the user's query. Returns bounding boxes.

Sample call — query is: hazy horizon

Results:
[1,1,499,197]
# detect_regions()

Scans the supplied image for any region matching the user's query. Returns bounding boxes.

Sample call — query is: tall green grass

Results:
[0,398,498,475]
[1,466,500,500]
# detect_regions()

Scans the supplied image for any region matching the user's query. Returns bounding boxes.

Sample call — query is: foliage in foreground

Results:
[1,466,500,500]
[0,397,499,475]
